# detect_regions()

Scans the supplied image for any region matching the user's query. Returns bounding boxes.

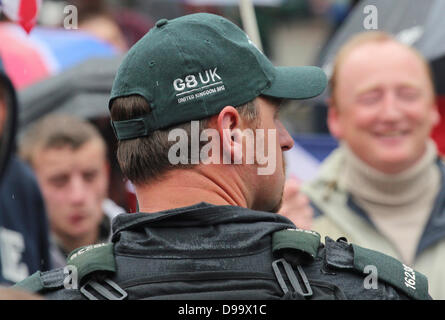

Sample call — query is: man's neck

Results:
[135,165,251,213]
[340,140,441,264]
[55,227,100,255]
[340,140,439,205]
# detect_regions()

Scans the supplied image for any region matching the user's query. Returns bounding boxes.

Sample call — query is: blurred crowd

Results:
[0,0,444,300]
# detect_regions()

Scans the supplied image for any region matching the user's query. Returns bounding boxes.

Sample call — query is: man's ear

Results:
[217,106,243,164]
[327,97,343,139]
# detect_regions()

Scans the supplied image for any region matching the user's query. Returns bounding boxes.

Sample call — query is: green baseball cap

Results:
[109,13,327,140]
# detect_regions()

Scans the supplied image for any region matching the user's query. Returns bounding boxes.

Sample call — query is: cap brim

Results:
[262,66,327,100]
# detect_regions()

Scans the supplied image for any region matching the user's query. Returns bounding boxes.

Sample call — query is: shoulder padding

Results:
[14,243,116,294]
[324,237,430,300]
[14,268,65,293]
[272,228,321,262]
[66,243,116,282]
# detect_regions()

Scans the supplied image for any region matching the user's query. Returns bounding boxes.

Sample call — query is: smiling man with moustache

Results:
[294,32,445,299]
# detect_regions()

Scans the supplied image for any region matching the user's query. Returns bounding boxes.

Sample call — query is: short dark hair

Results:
[110,95,259,186]
[19,114,106,167]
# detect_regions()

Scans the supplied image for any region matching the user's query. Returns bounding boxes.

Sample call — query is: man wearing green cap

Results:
[15,13,430,300]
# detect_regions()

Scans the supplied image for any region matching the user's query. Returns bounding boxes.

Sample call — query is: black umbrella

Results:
[16,55,133,210]
[318,0,445,96]
[17,55,123,133]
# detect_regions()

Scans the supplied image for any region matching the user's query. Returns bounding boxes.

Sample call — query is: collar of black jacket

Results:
[110,203,295,259]
[111,202,294,239]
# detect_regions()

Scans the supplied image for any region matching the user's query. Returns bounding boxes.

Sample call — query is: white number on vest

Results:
[402,264,416,290]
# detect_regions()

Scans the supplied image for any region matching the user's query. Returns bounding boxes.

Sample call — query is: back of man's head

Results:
[109,13,327,188]
[110,95,259,185]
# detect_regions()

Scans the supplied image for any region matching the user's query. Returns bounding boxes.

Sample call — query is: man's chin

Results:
[64,226,92,239]
[269,183,285,213]
[269,201,283,214]
[250,196,282,213]
[266,191,284,214]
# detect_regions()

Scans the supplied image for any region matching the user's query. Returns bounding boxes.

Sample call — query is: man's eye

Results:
[49,176,68,187]
[398,87,420,101]
[357,90,382,105]
[83,170,97,182]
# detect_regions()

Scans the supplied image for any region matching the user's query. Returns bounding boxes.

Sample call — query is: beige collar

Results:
[339,140,439,206]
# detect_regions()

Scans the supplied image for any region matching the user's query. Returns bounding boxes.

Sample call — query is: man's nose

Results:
[277,121,294,151]
[69,176,87,204]
[379,91,403,121]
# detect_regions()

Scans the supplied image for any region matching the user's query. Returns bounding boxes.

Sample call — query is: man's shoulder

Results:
[14,242,117,300]
[0,155,46,219]
[322,236,430,299]
[14,229,431,300]
[0,155,40,191]
[273,229,431,300]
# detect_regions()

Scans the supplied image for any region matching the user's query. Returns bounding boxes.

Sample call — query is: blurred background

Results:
[2,0,443,212]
